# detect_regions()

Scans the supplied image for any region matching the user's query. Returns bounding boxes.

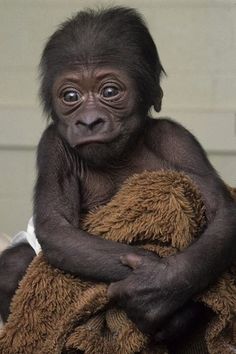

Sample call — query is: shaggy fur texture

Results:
[0,170,235,354]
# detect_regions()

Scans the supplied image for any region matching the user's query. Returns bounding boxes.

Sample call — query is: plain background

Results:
[0,0,236,237]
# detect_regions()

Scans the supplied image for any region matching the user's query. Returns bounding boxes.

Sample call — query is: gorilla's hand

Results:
[107,253,198,339]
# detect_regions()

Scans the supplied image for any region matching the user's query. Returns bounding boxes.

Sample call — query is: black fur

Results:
[0,7,235,346]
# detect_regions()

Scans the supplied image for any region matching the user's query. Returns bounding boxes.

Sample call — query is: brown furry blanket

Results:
[0,170,235,354]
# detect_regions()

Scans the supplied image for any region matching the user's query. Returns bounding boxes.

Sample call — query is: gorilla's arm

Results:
[152,118,236,288]
[34,124,145,283]
[108,118,236,333]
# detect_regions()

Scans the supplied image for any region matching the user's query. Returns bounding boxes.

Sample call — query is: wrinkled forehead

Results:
[52,65,136,90]
[45,51,139,78]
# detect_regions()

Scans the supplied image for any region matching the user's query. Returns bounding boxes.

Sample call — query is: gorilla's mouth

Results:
[74,131,120,147]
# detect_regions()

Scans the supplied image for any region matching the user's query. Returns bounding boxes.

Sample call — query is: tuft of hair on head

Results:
[39,6,165,118]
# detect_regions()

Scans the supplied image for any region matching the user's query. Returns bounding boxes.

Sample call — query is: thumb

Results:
[120,253,142,269]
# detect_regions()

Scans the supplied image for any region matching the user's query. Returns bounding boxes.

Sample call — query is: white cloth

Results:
[11,217,42,255]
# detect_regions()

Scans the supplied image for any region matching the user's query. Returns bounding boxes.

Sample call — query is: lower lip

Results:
[73,131,119,148]
[75,140,105,147]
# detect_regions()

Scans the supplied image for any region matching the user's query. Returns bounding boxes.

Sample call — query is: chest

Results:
[79,150,171,213]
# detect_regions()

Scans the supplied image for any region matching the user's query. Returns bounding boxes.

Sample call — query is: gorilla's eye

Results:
[101,86,120,99]
[63,90,81,103]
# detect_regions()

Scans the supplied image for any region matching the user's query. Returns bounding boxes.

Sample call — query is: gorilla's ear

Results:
[153,87,163,112]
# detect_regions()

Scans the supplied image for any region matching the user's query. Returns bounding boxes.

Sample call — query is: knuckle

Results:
[144,310,156,325]
[123,284,135,299]
[138,310,158,333]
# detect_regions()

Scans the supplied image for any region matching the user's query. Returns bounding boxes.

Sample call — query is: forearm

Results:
[175,201,236,294]
[36,223,135,282]
[34,129,136,282]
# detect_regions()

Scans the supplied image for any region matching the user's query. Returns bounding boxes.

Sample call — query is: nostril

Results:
[75,120,86,127]
[75,120,88,127]
[75,118,105,129]
[90,118,104,130]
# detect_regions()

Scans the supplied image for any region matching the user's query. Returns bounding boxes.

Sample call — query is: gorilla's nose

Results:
[75,116,105,133]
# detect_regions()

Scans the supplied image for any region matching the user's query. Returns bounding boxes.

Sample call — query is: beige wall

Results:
[0,0,236,236]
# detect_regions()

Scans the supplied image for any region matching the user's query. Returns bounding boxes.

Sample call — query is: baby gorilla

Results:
[0,6,235,348]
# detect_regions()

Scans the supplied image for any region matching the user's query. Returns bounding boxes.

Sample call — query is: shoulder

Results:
[145,116,201,151]
[145,117,213,175]
[146,117,195,141]
[38,123,72,156]
[38,123,61,147]
[37,124,73,170]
